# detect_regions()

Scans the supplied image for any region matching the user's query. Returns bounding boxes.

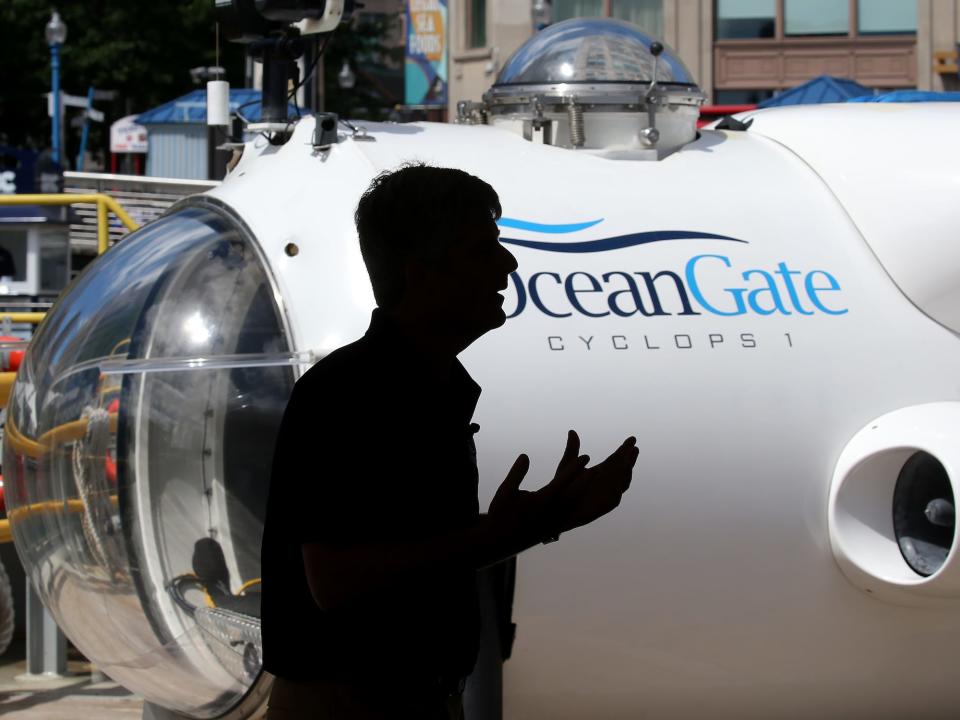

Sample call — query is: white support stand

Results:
[24,580,67,677]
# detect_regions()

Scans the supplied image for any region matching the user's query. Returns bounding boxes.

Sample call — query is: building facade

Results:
[446,0,960,113]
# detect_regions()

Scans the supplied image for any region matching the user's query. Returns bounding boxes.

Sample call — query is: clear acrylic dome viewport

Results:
[3,201,297,718]
[494,18,697,87]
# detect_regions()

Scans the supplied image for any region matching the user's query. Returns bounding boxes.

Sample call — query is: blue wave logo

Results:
[497,217,746,253]
[498,218,605,234]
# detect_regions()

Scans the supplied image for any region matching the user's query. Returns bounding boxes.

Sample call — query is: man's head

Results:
[355,164,518,345]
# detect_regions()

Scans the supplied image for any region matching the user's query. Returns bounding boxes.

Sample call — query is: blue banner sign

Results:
[405,0,448,106]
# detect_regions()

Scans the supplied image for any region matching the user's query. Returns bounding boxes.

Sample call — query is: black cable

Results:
[229,32,333,144]
[234,97,261,126]
[288,34,332,111]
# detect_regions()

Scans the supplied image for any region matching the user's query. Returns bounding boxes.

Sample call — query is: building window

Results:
[467,0,486,48]
[555,0,664,38]
[714,88,775,104]
[784,0,849,36]
[716,0,775,39]
[554,0,604,20]
[611,1,664,37]
[716,0,916,40]
[714,0,917,101]
[858,0,916,35]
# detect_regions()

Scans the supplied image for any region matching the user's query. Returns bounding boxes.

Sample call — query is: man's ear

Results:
[403,257,424,286]
[402,257,435,303]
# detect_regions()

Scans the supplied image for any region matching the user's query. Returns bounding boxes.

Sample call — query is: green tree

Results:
[0,0,244,163]
[322,12,403,121]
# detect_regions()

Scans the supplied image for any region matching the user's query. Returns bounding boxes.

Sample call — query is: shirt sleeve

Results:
[271,368,389,545]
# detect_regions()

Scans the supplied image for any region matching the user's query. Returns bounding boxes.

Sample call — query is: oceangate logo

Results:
[498,217,848,320]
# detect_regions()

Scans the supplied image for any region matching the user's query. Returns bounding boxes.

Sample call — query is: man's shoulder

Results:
[294,334,378,396]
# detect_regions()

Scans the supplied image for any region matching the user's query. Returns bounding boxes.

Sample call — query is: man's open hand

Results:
[488,430,638,549]
[550,433,638,535]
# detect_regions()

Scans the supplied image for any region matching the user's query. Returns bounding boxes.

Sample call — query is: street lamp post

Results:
[45,10,68,166]
[533,0,552,31]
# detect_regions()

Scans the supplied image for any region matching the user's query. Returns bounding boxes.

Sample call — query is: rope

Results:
[73,406,117,579]
[0,559,13,656]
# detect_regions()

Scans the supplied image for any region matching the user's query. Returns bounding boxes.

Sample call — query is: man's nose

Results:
[499,243,519,274]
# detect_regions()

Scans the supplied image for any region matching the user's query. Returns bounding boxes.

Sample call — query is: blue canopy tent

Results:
[135,88,300,125]
[758,75,874,108]
[848,90,960,103]
[135,89,299,180]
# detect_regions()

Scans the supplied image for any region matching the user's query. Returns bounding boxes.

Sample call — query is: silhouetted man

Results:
[261,165,638,719]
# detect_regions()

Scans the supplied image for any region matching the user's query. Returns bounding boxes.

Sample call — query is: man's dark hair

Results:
[355,163,502,309]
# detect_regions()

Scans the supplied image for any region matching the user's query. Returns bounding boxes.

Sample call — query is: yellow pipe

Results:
[0,371,14,407]
[5,416,46,459]
[3,495,120,544]
[36,412,118,448]
[109,338,131,356]
[7,496,118,524]
[0,313,45,324]
[38,413,118,447]
[238,578,262,594]
[4,410,119,460]
[97,199,109,255]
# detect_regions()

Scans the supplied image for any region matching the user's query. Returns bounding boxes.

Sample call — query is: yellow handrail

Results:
[0,313,45,324]
[0,193,140,254]
[0,194,139,412]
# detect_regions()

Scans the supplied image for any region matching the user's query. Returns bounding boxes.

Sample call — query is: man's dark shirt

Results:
[261,310,482,684]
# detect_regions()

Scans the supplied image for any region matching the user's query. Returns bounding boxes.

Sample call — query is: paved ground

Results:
[0,636,144,719]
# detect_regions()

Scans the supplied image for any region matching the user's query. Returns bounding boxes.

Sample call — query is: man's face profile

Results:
[411,215,518,344]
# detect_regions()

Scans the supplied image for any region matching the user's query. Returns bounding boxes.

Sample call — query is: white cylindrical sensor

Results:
[207,80,230,126]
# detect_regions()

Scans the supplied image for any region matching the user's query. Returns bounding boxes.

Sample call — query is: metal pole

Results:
[50,42,62,166]
[26,580,67,677]
[76,86,95,171]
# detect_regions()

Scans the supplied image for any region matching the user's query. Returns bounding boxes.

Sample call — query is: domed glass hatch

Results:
[472,19,706,157]
[495,18,696,86]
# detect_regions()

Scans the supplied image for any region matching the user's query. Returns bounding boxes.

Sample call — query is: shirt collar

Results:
[364,308,482,423]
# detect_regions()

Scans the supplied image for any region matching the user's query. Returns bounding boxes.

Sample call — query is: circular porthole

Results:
[828,403,960,604]
[894,451,955,577]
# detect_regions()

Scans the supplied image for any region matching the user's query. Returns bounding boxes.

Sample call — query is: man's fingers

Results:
[500,454,530,493]
[621,446,640,490]
[556,453,589,483]
[579,440,639,493]
[587,437,637,474]
[615,441,639,472]
[539,454,589,505]
[554,430,581,474]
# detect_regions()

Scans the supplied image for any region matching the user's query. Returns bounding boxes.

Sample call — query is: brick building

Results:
[444,0,960,114]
